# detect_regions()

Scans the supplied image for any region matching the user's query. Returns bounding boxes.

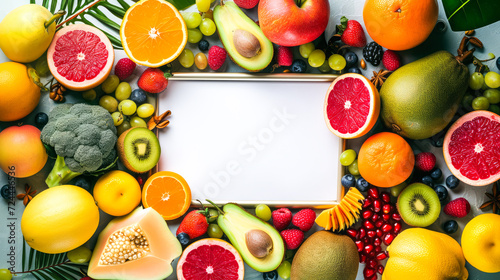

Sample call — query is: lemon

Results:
[0,4,64,63]
[93,170,141,216]
[383,228,468,280]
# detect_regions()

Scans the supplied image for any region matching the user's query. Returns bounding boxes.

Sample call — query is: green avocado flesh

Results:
[380,50,469,139]
[217,203,285,272]
[214,2,273,71]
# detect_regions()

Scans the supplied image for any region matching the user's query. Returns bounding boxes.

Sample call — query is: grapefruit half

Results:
[443,110,500,186]
[47,24,114,91]
[324,73,380,139]
[177,238,244,280]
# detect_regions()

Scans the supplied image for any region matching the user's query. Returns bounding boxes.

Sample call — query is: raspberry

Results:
[415,152,436,172]
[292,209,316,231]
[234,0,259,9]
[114,58,136,81]
[272,208,292,231]
[208,46,227,71]
[280,229,304,250]
[444,198,471,218]
[382,50,401,71]
[277,46,293,67]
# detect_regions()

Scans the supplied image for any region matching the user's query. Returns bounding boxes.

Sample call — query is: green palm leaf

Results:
[442,0,500,31]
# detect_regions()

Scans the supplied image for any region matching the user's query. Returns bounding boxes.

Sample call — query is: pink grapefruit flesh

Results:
[324,73,380,139]
[47,24,114,91]
[443,110,500,186]
[177,238,244,280]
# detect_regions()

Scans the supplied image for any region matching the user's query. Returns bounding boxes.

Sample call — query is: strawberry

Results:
[337,16,366,48]
[272,208,292,231]
[280,229,304,249]
[208,46,227,71]
[277,46,293,67]
[137,68,170,94]
[176,210,209,239]
[292,208,316,231]
[114,58,136,80]
[444,198,471,218]
[415,152,436,172]
[382,50,401,71]
[234,0,259,9]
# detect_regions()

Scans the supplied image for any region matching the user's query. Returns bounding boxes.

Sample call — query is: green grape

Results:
[82,89,97,101]
[469,72,484,90]
[308,49,325,68]
[188,28,203,44]
[485,71,500,89]
[339,149,357,166]
[484,89,500,104]
[489,104,500,115]
[179,49,195,68]
[111,112,124,126]
[207,208,218,223]
[200,18,216,36]
[130,116,147,128]
[196,0,210,13]
[328,54,347,71]
[299,42,315,58]
[67,246,92,264]
[318,60,331,73]
[0,269,12,280]
[137,103,155,118]
[255,204,272,221]
[390,182,407,197]
[182,12,202,29]
[115,82,132,101]
[277,261,291,280]
[195,52,208,70]
[348,159,360,176]
[101,75,120,94]
[118,100,137,116]
[207,224,223,238]
[117,121,131,135]
[99,95,118,113]
[461,94,474,109]
[472,96,490,110]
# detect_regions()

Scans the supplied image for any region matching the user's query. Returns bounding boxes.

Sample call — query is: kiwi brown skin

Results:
[117,127,160,174]
[396,183,441,227]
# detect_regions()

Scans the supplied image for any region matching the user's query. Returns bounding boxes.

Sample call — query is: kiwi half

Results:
[117,127,161,173]
[397,183,440,227]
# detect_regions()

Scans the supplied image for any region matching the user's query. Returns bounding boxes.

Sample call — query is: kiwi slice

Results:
[397,183,440,227]
[117,127,161,173]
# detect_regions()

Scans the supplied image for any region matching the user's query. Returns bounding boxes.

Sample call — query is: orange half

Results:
[120,0,188,67]
[142,171,191,220]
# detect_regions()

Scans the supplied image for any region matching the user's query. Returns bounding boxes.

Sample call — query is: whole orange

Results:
[93,170,142,216]
[363,0,438,51]
[358,132,414,188]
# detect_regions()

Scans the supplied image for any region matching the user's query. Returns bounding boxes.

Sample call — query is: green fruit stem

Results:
[206,199,225,215]
[44,10,66,29]
[45,155,82,188]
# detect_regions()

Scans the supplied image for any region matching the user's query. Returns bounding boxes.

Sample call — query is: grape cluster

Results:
[298,42,359,74]
[466,70,500,113]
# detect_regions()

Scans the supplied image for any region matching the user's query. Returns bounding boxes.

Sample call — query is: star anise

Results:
[480,181,500,214]
[147,110,171,130]
[16,184,37,206]
[370,70,392,88]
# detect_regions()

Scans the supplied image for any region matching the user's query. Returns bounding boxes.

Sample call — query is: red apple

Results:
[258,0,330,46]
[0,125,48,178]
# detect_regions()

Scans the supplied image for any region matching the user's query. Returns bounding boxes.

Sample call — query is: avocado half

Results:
[213,2,273,72]
[217,203,285,272]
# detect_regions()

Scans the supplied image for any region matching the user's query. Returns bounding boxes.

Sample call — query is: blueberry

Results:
[442,220,458,234]
[496,56,500,71]
[445,175,459,189]
[177,232,190,246]
[421,175,434,187]
[1,185,11,200]
[344,51,358,67]
[291,59,307,73]
[34,112,49,129]
[347,67,361,74]
[356,177,370,192]
[129,89,147,105]
[341,174,356,188]
[198,39,209,52]
[430,168,442,180]
[263,270,278,280]
[73,176,91,192]
[434,185,448,201]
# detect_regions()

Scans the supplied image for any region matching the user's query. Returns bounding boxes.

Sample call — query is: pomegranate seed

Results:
[367,275,377,280]
[367,230,376,238]
[364,266,376,278]
[363,209,373,219]
[375,219,384,228]
[362,236,372,244]
[382,213,391,221]
[368,187,379,199]
[371,213,380,222]
[381,192,390,203]
[367,259,378,268]
[393,221,402,234]
[376,229,383,237]
[137,176,144,186]
[382,223,393,233]
[373,199,382,212]
[364,197,373,208]
[347,229,358,239]
[375,245,382,253]
[364,220,375,230]
[355,240,364,252]
[383,233,395,245]
[368,251,376,258]
[377,264,385,274]
[359,253,367,263]
[364,244,374,254]
[376,251,388,260]
[358,228,366,239]
[392,213,402,221]
[383,204,392,214]
[374,237,381,246]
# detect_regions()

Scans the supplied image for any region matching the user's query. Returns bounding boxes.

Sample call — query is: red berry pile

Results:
[346,187,402,280]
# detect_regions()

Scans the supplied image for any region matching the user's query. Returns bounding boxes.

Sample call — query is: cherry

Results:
[383,232,395,245]
[368,187,379,199]
[381,191,390,203]
[363,209,373,219]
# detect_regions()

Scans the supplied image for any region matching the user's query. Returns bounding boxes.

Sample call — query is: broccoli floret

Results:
[42,104,118,187]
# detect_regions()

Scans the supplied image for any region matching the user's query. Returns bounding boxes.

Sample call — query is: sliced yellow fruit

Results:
[315,209,331,228]
[338,201,355,226]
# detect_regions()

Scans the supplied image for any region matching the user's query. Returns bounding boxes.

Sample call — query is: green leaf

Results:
[28,247,35,271]
[442,0,500,31]
[166,0,196,10]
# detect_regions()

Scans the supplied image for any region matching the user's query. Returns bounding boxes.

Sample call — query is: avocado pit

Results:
[245,229,273,258]
[233,29,261,58]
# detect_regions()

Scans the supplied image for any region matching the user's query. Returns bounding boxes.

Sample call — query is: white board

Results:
[157,74,343,207]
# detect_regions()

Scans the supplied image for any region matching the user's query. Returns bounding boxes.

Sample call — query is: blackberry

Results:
[363,42,383,66]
